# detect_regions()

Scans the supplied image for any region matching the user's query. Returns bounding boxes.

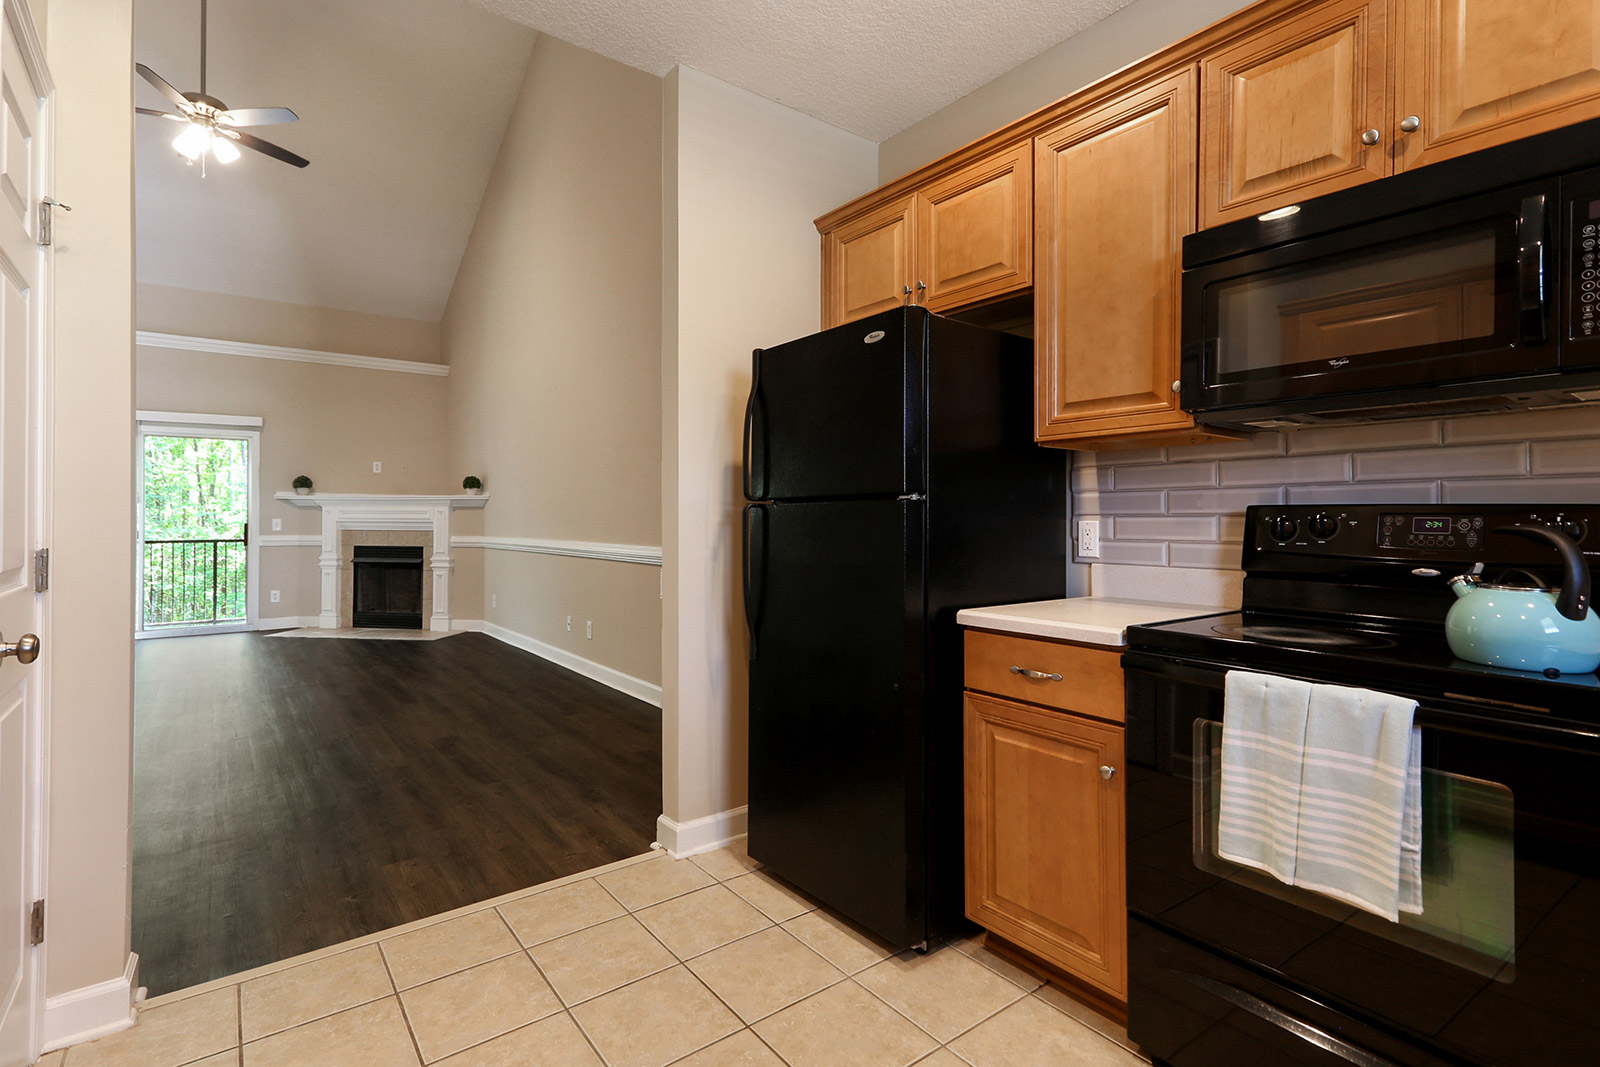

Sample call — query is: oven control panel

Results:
[1247,504,1597,559]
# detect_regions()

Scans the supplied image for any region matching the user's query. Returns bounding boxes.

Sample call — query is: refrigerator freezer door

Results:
[745,309,924,502]
[746,496,928,946]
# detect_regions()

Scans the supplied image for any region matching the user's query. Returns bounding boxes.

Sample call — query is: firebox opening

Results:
[351,545,425,629]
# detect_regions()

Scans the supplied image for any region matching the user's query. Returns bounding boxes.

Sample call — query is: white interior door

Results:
[0,5,47,1064]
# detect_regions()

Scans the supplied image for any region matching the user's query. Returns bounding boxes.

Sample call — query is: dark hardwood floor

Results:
[133,631,661,996]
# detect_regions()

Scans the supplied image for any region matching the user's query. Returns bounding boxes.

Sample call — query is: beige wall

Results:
[47,0,136,1001]
[878,0,1255,181]
[134,343,452,624]
[137,283,443,364]
[661,66,877,833]
[441,35,664,685]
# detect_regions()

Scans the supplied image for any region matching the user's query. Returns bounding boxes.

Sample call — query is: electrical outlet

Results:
[566,615,572,632]
[271,518,281,531]
[586,621,593,640]
[1077,519,1101,559]
[270,590,280,603]
[372,461,382,473]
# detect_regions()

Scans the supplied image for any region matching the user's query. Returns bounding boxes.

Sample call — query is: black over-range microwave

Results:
[1181,117,1600,431]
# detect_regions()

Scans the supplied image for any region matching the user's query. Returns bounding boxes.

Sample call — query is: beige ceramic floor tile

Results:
[68,986,238,1067]
[687,842,763,882]
[1033,983,1141,1053]
[752,980,937,1067]
[912,1051,967,1066]
[430,1012,602,1066]
[724,871,817,923]
[242,997,419,1067]
[529,914,678,1006]
[241,944,394,1040]
[854,946,1029,1042]
[185,1053,241,1066]
[951,937,1045,993]
[635,885,772,959]
[686,926,845,1023]
[668,1029,785,1066]
[570,966,741,1067]
[400,953,563,1063]
[781,909,898,975]
[596,855,716,911]
[381,909,522,990]
[498,879,626,947]
[949,996,1146,1067]
[34,1053,64,1067]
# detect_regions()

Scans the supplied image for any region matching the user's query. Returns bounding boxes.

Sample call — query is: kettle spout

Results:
[1449,562,1485,599]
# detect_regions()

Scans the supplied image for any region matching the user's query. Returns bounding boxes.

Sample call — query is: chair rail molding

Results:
[451,535,662,567]
[137,332,450,377]
[276,493,488,631]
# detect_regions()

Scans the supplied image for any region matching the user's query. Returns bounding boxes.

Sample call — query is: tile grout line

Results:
[516,935,610,1067]
[376,932,428,1067]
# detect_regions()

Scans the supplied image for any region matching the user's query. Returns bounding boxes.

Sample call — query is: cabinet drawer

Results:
[964,630,1124,722]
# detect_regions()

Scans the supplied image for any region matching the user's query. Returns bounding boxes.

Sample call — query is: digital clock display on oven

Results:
[1411,517,1451,533]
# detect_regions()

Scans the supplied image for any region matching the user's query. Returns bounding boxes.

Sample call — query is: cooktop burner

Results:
[1209,621,1397,650]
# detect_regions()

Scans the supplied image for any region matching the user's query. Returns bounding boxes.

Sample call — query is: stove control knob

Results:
[1309,513,1339,540]
[1268,516,1298,542]
[1559,520,1585,542]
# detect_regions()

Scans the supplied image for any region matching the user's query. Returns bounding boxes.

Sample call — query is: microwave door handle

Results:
[1517,193,1550,345]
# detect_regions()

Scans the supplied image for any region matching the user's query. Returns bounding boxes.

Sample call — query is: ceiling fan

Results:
[135,0,309,170]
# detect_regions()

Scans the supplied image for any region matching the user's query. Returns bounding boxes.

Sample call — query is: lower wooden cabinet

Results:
[963,636,1128,1002]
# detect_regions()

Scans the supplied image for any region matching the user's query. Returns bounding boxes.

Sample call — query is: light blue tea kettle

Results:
[1446,524,1600,675]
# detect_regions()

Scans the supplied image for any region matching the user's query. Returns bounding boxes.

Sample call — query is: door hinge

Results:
[33,548,48,593]
[29,900,42,946]
[38,198,70,247]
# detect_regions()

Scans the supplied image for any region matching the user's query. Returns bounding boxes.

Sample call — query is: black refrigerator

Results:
[741,306,1068,950]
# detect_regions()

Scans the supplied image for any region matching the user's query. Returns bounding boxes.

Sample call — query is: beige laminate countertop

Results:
[956,597,1229,648]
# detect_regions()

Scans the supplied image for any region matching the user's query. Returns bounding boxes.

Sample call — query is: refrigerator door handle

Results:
[743,351,765,501]
[742,503,767,660]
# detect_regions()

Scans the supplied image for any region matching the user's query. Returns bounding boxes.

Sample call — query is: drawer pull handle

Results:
[1009,665,1062,682]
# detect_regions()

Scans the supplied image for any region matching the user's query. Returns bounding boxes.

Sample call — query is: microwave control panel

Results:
[1574,198,1599,339]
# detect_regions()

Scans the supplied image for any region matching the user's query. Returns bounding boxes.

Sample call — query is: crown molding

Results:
[137,332,449,377]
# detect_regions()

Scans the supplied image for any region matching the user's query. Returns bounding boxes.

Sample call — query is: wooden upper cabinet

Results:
[1200,0,1388,228]
[1034,69,1199,444]
[822,194,915,328]
[917,142,1032,312]
[1396,0,1600,170]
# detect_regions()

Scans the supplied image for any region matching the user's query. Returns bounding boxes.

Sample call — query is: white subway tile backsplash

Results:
[1286,421,1441,455]
[1073,489,1168,515]
[1094,540,1169,566]
[1170,542,1244,569]
[1111,516,1221,542]
[1114,461,1219,490]
[1220,453,1352,487]
[1441,476,1600,503]
[1167,487,1285,514]
[1530,440,1600,476]
[1168,435,1286,461]
[1090,446,1167,466]
[1286,481,1439,504]
[1354,443,1527,482]
[1220,515,1246,541]
[1443,405,1600,444]
[1070,463,1115,492]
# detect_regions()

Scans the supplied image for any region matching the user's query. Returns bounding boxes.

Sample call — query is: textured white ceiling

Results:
[135,0,536,322]
[469,0,1140,141]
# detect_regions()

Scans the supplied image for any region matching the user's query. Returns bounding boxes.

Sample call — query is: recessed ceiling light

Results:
[1257,205,1302,222]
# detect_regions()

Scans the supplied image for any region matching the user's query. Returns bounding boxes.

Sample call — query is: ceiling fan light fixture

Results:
[173,122,211,160]
[211,135,240,164]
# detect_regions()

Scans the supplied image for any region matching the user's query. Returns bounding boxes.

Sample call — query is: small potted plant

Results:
[292,474,314,496]
[462,475,483,496]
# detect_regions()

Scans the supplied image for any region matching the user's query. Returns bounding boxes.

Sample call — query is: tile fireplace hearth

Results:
[276,493,489,632]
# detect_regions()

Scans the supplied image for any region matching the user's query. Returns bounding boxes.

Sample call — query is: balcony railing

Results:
[142,537,246,629]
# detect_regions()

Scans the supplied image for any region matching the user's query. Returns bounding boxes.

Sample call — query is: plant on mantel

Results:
[292,474,313,496]
[462,475,483,495]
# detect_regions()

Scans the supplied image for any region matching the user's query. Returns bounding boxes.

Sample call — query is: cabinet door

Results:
[1200,0,1388,228]
[918,142,1032,312]
[1034,69,1198,443]
[822,195,916,328]
[965,693,1127,999]
[1397,0,1600,170]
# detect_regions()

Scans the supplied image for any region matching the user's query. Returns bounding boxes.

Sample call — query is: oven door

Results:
[1122,652,1600,1067]
[1180,180,1557,427]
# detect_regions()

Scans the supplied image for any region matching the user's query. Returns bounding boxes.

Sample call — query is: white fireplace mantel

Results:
[275,492,489,631]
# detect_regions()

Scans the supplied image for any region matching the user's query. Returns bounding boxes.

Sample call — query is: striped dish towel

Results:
[1217,671,1312,885]
[1294,682,1422,921]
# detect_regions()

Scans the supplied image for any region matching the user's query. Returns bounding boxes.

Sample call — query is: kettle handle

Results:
[1493,525,1591,621]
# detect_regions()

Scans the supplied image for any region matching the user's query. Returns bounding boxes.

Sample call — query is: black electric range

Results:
[1120,504,1600,1067]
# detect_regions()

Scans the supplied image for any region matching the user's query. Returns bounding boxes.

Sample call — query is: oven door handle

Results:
[1169,970,1402,1067]
[1517,193,1550,346]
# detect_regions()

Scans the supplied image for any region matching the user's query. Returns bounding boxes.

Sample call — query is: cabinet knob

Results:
[1171,380,1181,393]
[1100,765,1116,780]
[916,280,927,291]
[1009,665,1063,682]
[1399,115,1421,133]
[903,285,913,297]
[1360,128,1381,146]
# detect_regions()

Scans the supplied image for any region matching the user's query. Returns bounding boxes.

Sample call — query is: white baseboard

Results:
[41,953,139,1053]
[458,619,663,708]
[256,616,320,631]
[655,808,748,858]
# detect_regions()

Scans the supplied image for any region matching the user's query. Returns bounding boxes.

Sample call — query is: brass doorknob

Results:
[0,632,40,665]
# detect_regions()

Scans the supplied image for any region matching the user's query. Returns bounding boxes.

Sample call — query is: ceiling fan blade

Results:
[136,63,193,113]
[135,106,186,122]
[217,107,299,127]
[226,129,310,169]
